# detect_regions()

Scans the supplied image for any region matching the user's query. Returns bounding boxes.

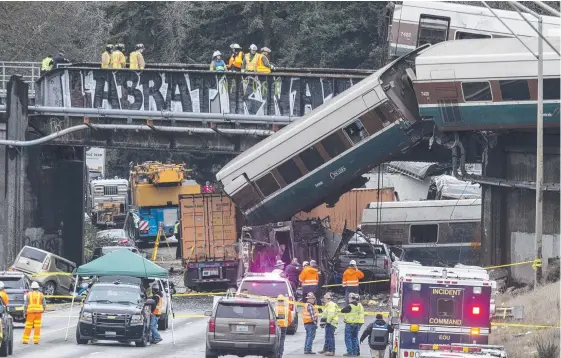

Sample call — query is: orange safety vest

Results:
[342,268,364,287]
[111,51,126,69]
[276,301,293,328]
[244,53,259,72]
[302,303,318,324]
[299,266,319,286]
[101,51,111,69]
[26,291,44,313]
[257,54,271,73]
[152,294,163,315]
[229,51,244,70]
[0,291,8,306]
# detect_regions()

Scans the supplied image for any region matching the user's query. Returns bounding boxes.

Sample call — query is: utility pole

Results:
[534,16,544,289]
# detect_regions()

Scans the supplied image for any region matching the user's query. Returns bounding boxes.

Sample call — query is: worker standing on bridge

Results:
[22,281,46,345]
[257,47,273,73]
[0,282,8,306]
[129,44,145,70]
[228,44,244,71]
[342,260,364,305]
[210,51,226,72]
[242,44,259,72]
[52,51,69,69]
[203,181,215,193]
[111,44,126,69]
[341,292,365,357]
[40,55,53,75]
[101,44,113,69]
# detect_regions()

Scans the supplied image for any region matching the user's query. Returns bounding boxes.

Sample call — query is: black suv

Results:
[0,296,14,356]
[76,280,153,347]
[0,271,30,323]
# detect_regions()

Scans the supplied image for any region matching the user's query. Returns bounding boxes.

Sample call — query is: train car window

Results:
[231,185,261,211]
[298,146,325,172]
[544,78,560,100]
[343,119,368,144]
[462,82,492,102]
[499,80,530,101]
[255,173,280,198]
[455,31,491,40]
[321,131,349,159]
[417,15,450,47]
[277,158,302,186]
[409,224,438,244]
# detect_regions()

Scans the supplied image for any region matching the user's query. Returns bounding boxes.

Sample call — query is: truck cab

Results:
[89,178,129,227]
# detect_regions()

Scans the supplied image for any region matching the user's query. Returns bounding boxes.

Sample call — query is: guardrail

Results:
[0,61,40,94]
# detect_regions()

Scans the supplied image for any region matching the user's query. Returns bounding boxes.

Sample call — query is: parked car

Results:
[0,271,31,323]
[95,229,135,247]
[76,279,153,347]
[205,297,280,358]
[237,272,298,334]
[11,246,77,296]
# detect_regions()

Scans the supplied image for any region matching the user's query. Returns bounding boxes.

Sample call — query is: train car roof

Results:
[415,36,560,80]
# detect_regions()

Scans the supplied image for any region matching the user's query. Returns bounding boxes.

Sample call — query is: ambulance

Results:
[389,261,496,358]
[418,343,508,358]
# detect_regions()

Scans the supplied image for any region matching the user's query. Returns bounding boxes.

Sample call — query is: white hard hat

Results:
[31,281,40,289]
[250,44,258,51]
[230,43,242,50]
[0,282,4,290]
[261,47,271,53]
[275,260,284,267]
[213,50,222,58]
[350,260,357,266]
[303,261,309,266]
[310,260,317,266]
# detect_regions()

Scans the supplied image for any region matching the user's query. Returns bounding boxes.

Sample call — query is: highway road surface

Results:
[12,299,387,358]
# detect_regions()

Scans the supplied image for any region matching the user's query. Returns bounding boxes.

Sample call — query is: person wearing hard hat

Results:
[101,44,113,69]
[129,43,146,70]
[242,44,259,72]
[257,47,274,73]
[40,55,53,75]
[302,292,319,354]
[343,260,364,305]
[319,292,338,356]
[0,282,8,306]
[228,43,244,71]
[210,51,226,72]
[22,281,46,344]
[149,283,163,344]
[341,292,365,356]
[276,295,292,357]
[272,260,285,276]
[111,43,126,69]
[299,259,318,304]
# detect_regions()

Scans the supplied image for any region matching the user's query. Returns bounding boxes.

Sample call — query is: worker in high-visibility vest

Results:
[129,43,145,70]
[0,282,8,306]
[341,292,365,356]
[319,292,338,356]
[241,44,259,72]
[22,281,46,344]
[299,260,321,305]
[302,292,319,354]
[209,51,226,72]
[275,294,292,357]
[149,284,163,344]
[228,43,244,71]
[111,43,126,69]
[342,260,364,305]
[101,44,113,69]
[256,47,274,73]
[40,55,53,75]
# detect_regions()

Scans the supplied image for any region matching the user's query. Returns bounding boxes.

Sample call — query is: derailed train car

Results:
[216,46,431,225]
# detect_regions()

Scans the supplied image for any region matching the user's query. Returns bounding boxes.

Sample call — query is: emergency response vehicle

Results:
[418,343,508,358]
[389,262,496,358]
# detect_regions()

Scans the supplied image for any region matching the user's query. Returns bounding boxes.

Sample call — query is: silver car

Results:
[205,297,280,358]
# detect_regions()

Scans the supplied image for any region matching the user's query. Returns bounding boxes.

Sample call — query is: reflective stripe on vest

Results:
[152,294,163,315]
[174,223,179,234]
[276,302,289,328]
[302,303,318,324]
[27,291,44,313]
[101,52,111,69]
[344,303,364,324]
[256,54,271,73]
[41,57,52,71]
[214,59,226,72]
[244,53,259,71]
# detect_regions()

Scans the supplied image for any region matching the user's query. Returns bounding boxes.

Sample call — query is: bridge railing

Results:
[0,61,40,98]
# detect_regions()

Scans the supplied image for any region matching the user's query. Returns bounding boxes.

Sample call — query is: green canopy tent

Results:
[65,248,175,344]
[76,248,168,278]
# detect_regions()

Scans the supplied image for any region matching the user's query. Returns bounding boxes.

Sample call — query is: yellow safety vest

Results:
[0,291,8,306]
[41,57,53,72]
[111,51,126,69]
[344,303,364,324]
[275,301,292,328]
[257,54,271,73]
[322,301,339,327]
[229,51,244,70]
[244,53,259,72]
[130,51,145,70]
[26,291,44,314]
[101,51,111,69]
[152,294,163,315]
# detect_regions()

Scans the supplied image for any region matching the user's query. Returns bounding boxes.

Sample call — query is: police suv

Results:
[389,262,496,358]
[236,272,299,334]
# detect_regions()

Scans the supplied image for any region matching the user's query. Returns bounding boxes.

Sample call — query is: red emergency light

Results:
[419,344,482,353]
[411,304,421,312]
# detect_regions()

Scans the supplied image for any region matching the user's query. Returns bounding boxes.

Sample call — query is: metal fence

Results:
[0,61,40,98]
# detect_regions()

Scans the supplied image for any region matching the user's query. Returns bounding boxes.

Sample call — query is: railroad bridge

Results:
[0,64,558,283]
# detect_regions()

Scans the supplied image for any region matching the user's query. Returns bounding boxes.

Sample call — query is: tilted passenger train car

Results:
[387,1,560,60]
[412,36,560,131]
[216,47,430,225]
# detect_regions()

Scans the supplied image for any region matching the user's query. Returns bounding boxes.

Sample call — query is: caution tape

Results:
[491,322,559,329]
[172,292,228,297]
[322,279,389,288]
[484,259,542,270]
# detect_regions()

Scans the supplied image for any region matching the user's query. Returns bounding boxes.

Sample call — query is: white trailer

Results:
[86,147,106,180]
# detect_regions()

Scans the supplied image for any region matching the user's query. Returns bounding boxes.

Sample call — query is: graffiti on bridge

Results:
[22,235,63,256]
[42,69,364,117]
